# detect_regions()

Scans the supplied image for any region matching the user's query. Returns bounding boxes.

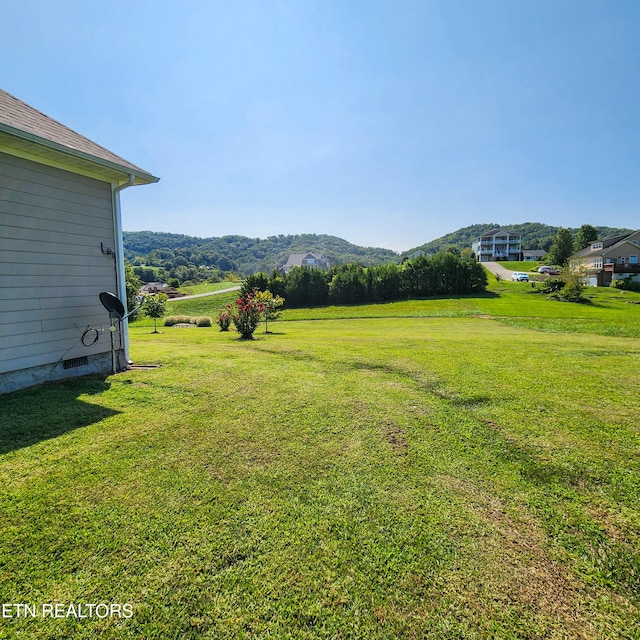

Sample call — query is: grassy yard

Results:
[178,281,242,296]
[495,261,544,273]
[1,286,639,638]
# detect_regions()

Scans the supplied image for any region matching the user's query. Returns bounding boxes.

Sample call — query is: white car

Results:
[511,272,530,282]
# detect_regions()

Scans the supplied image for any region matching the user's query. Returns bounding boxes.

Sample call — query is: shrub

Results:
[539,278,565,294]
[143,293,169,333]
[216,308,232,331]
[196,316,213,327]
[554,282,590,303]
[611,278,640,293]
[164,316,195,326]
[231,290,266,339]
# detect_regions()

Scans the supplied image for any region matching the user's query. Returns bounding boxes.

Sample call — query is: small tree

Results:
[556,265,589,303]
[144,293,168,333]
[231,290,266,339]
[217,306,232,331]
[254,290,285,333]
[124,261,142,320]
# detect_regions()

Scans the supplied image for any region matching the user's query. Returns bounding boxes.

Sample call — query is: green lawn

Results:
[1,287,639,638]
[497,261,543,272]
[178,281,242,296]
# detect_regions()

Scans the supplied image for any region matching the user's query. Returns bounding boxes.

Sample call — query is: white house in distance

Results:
[0,89,158,394]
[471,228,522,262]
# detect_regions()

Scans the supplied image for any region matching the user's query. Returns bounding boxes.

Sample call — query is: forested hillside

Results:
[402,223,633,257]
[124,223,636,286]
[123,231,398,282]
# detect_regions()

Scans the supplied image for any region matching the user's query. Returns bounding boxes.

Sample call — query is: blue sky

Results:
[3,1,639,251]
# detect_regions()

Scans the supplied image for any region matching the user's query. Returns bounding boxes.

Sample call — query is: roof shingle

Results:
[0,88,157,183]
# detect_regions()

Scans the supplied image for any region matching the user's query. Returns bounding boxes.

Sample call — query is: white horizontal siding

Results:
[0,152,122,378]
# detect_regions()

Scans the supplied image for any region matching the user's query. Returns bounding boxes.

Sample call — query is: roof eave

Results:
[0,123,159,186]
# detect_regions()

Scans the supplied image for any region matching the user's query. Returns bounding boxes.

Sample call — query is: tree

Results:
[573,224,598,253]
[124,261,142,318]
[328,264,367,304]
[241,272,270,296]
[143,294,168,333]
[547,228,574,266]
[284,267,329,307]
[254,290,285,333]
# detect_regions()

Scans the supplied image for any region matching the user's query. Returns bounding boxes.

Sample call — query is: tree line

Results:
[241,252,488,308]
[123,231,398,283]
[544,224,613,266]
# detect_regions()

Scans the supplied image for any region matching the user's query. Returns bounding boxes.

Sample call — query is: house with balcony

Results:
[569,230,640,286]
[471,228,522,262]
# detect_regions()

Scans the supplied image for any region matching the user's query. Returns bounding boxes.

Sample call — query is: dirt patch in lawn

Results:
[436,474,599,637]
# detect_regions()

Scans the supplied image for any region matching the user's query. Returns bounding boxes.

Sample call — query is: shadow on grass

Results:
[0,376,120,455]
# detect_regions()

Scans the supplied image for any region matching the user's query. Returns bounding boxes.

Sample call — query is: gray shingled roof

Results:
[570,233,632,259]
[480,228,519,237]
[0,88,158,185]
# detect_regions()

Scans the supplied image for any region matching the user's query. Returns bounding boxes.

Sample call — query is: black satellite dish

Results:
[99,292,126,375]
[99,291,125,319]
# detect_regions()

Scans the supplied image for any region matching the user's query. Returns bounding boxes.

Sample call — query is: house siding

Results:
[569,230,640,286]
[471,230,522,262]
[0,151,122,392]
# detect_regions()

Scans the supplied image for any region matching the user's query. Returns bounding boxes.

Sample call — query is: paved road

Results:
[176,285,241,301]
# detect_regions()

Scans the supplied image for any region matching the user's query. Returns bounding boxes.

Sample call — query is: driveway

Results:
[482,262,515,280]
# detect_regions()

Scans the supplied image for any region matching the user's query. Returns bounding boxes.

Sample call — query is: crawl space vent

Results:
[63,356,89,370]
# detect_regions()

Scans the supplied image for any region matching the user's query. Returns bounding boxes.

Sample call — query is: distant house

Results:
[279,252,330,273]
[522,250,547,262]
[471,229,522,262]
[140,282,182,298]
[569,230,640,287]
[0,88,158,394]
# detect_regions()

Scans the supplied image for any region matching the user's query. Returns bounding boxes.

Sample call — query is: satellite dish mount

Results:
[99,292,125,373]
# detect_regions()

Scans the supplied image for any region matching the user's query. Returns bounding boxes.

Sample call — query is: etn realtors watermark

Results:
[2,603,133,619]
